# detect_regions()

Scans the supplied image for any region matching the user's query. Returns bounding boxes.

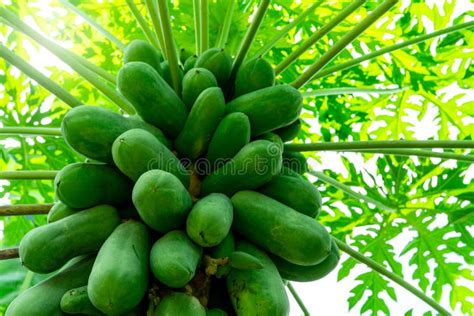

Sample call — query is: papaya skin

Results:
[154,292,206,316]
[273,119,301,142]
[182,67,218,109]
[60,286,104,315]
[124,39,163,75]
[47,202,79,223]
[233,57,275,97]
[195,48,233,87]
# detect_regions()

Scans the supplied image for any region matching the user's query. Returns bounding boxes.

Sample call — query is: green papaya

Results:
[206,112,251,171]
[233,57,275,97]
[201,140,282,197]
[184,55,198,72]
[61,105,170,164]
[231,191,331,266]
[179,47,193,64]
[132,170,192,233]
[54,162,133,209]
[186,193,233,247]
[207,309,228,316]
[175,87,226,160]
[161,60,185,90]
[195,48,232,87]
[112,128,190,186]
[5,256,95,316]
[229,251,264,270]
[273,119,301,142]
[150,230,202,288]
[255,132,283,153]
[282,151,308,174]
[260,172,322,218]
[226,85,303,137]
[227,241,289,316]
[270,239,340,282]
[124,39,163,75]
[60,286,104,315]
[47,202,78,223]
[182,68,218,109]
[210,232,235,278]
[20,205,120,273]
[118,61,188,138]
[88,221,150,315]
[154,292,206,316]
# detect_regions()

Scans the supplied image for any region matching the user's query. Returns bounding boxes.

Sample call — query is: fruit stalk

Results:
[0,204,53,216]
[0,127,62,137]
[0,170,58,180]
[125,0,161,49]
[0,248,19,260]
[334,237,451,315]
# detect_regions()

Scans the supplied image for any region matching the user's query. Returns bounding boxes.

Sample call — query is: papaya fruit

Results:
[5,256,95,316]
[273,119,301,142]
[255,132,283,153]
[226,85,303,137]
[186,193,233,247]
[206,112,251,171]
[270,239,340,282]
[233,57,275,97]
[229,251,264,270]
[260,172,322,218]
[154,292,206,316]
[184,55,198,72]
[201,140,282,197]
[47,202,78,223]
[132,170,192,233]
[20,205,120,273]
[231,191,331,266]
[282,151,308,174]
[88,221,150,315]
[124,39,163,75]
[179,47,193,64]
[150,230,203,288]
[54,162,133,209]
[60,286,104,315]
[210,232,235,278]
[175,87,226,160]
[195,48,232,87]
[207,309,228,316]
[161,60,185,90]
[227,241,289,316]
[112,128,190,186]
[118,61,188,138]
[61,105,170,164]
[182,68,218,109]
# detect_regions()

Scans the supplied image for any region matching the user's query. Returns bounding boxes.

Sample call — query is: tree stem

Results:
[193,0,201,54]
[0,204,53,216]
[334,238,451,315]
[230,0,271,82]
[0,248,19,260]
[287,283,310,316]
[284,140,474,151]
[309,170,396,213]
[156,0,181,93]
[343,148,474,163]
[313,21,474,79]
[146,0,167,54]
[126,0,161,49]
[58,0,125,50]
[303,86,408,97]
[0,45,82,108]
[215,0,235,48]
[291,0,398,89]
[0,127,62,136]
[275,0,365,75]
[200,0,209,53]
[0,171,58,180]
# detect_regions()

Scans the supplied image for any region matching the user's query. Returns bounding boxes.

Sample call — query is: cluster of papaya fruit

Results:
[6,40,339,316]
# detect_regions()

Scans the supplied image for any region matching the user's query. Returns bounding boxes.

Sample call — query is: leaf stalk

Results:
[0,204,53,216]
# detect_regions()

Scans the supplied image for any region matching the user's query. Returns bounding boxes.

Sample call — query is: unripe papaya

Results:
[195,48,233,87]
[229,251,264,270]
[124,39,163,75]
[206,112,251,171]
[47,202,78,223]
[260,172,322,218]
[161,60,185,90]
[233,57,275,97]
[210,232,235,278]
[207,309,228,316]
[20,205,120,273]
[154,292,206,316]
[226,85,303,137]
[273,119,301,142]
[186,193,233,247]
[179,47,193,64]
[227,241,289,316]
[5,256,95,316]
[201,140,282,197]
[88,221,150,315]
[150,230,203,288]
[231,191,331,266]
[255,132,283,153]
[112,128,190,187]
[282,151,308,174]
[175,87,226,160]
[60,286,104,315]
[54,162,133,209]
[270,239,340,282]
[132,170,192,233]
[182,68,218,109]
[61,105,170,164]
[118,62,188,138]
[184,55,198,72]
